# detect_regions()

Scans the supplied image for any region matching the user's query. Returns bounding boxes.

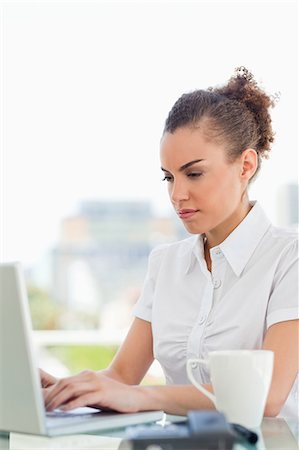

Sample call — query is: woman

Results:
[42,67,298,419]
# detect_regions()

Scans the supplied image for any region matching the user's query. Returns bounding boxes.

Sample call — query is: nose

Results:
[169,179,189,204]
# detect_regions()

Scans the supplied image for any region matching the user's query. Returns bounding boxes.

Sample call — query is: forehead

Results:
[160,127,227,168]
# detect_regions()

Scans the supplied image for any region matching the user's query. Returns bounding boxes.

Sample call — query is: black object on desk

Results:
[123,410,236,449]
[230,423,259,445]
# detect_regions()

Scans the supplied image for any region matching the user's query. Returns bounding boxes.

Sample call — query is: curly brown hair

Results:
[163,67,276,181]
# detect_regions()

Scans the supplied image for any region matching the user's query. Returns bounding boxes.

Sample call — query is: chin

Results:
[183,222,204,235]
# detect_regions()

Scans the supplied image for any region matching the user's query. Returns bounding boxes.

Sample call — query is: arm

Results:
[40,317,153,388]
[100,317,155,384]
[262,319,299,417]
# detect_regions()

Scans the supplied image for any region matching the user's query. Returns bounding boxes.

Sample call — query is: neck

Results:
[205,198,253,250]
[203,237,212,272]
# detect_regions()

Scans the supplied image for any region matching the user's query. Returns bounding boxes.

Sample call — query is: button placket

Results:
[212,278,222,289]
[210,248,224,291]
[207,251,226,327]
[198,283,213,326]
[198,315,206,325]
[187,282,213,359]
[196,284,214,364]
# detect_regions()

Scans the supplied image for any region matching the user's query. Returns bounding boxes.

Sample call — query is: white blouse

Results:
[133,202,299,419]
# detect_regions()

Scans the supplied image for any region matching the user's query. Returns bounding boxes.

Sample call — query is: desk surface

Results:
[2,417,298,450]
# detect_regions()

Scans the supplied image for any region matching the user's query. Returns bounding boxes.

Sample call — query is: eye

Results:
[162,175,173,182]
[187,172,203,178]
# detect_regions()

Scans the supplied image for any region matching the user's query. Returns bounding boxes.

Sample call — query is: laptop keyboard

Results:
[46,411,104,428]
[45,408,105,428]
[46,410,95,418]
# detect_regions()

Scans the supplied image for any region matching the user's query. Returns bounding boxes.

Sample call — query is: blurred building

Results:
[51,200,180,328]
[276,183,299,228]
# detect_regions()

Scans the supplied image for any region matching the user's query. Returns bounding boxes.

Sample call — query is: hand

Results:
[44,370,143,413]
[40,368,58,389]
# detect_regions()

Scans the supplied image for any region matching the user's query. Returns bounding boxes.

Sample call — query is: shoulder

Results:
[149,235,198,263]
[145,235,198,281]
[269,224,298,241]
[267,225,298,257]
[262,225,298,279]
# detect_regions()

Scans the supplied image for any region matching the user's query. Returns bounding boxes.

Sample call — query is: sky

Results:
[0,0,298,265]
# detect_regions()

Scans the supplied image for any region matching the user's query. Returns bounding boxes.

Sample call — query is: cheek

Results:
[204,172,241,203]
[219,164,240,187]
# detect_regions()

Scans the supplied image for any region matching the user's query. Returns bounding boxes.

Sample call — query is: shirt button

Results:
[213,279,221,289]
[215,248,222,255]
[191,362,198,369]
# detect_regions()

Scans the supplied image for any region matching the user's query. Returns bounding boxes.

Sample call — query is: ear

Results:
[240,148,258,181]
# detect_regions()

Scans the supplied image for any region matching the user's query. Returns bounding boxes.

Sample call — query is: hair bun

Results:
[234,66,254,81]
[211,66,275,157]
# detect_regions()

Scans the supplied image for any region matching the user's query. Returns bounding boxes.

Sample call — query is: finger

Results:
[60,393,102,411]
[44,375,82,406]
[45,382,82,410]
[39,368,56,387]
[45,371,98,409]
[40,369,49,388]
[46,381,92,411]
[42,387,51,400]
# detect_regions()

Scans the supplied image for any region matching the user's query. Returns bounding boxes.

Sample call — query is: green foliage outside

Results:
[47,345,118,374]
[28,285,100,330]
[28,285,63,330]
[46,345,164,385]
[28,286,164,384]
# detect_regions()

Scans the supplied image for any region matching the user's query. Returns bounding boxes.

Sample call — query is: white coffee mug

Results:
[187,350,274,428]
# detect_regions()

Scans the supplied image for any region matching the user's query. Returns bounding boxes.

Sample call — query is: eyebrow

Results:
[161,159,205,172]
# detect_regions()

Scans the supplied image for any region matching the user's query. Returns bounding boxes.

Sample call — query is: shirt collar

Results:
[186,202,271,277]
[184,235,204,275]
[219,201,271,276]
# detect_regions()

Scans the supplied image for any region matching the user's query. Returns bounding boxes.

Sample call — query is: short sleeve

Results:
[266,238,299,329]
[132,245,166,322]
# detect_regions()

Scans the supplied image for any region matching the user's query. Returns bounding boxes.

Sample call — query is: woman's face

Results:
[160,126,249,238]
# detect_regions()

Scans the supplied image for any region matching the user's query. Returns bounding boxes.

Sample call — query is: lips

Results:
[178,209,199,219]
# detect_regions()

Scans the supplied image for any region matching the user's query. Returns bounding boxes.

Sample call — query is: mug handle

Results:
[187,358,216,405]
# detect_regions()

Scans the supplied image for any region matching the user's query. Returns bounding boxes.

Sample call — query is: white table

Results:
[1,417,298,450]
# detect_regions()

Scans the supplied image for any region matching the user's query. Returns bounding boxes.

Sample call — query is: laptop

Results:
[0,262,163,436]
